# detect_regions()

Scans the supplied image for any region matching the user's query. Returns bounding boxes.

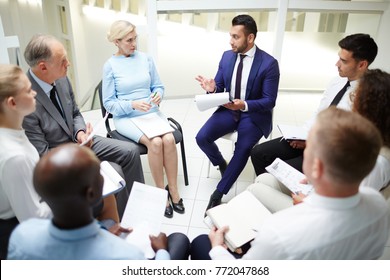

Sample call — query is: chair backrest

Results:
[95,80,114,134]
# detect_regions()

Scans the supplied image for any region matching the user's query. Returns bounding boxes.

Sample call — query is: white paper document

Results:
[121,182,167,259]
[195,92,232,111]
[101,161,125,197]
[265,158,313,195]
[80,112,109,146]
[277,124,308,141]
[131,112,174,139]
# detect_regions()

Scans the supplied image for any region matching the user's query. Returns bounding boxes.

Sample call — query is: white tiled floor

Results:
[82,91,390,259]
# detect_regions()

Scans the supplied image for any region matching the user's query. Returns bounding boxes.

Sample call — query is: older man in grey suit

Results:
[22,34,144,218]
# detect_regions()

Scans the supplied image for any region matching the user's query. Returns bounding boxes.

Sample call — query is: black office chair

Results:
[95,81,189,186]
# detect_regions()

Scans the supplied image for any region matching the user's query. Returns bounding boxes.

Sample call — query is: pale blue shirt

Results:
[7,219,170,260]
[102,51,164,118]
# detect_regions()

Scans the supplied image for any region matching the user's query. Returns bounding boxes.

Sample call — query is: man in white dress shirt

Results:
[191,107,390,260]
[250,33,378,174]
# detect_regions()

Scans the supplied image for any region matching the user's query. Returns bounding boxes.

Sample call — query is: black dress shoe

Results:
[204,196,222,217]
[165,204,173,218]
[218,160,228,177]
[166,185,185,214]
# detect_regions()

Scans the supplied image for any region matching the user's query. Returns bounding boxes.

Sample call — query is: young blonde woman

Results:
[0,64,51,259]
[102,20,185,218]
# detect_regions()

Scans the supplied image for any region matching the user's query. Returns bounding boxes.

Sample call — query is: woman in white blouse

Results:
[0,64,51,259]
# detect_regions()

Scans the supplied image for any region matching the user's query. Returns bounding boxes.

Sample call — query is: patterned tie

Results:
[233,54,246,122]
[330,81,350,106]
[50,85,64,118]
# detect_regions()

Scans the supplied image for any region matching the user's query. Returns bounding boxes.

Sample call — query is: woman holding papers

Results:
[102,20,185,218]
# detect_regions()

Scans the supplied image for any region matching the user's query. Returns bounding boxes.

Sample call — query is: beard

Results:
[233,41,249,54]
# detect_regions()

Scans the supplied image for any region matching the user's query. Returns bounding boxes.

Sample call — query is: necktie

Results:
[234,54,246,100]
[330,81,350,106]
[233,54,246,122]
[50,85,64,118]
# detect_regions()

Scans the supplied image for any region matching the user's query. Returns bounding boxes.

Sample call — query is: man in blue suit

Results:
[195,14,280,215]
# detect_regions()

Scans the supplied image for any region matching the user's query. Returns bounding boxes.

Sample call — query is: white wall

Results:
[1,0,390,103]
[372,2,390,72]
[0,0,46,69]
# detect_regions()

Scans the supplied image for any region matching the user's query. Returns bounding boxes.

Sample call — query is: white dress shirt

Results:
[231,45,256,111]
[210,187,390,260]
[0,128,51,221]
[304,76,357,130]
[361,146,390,191]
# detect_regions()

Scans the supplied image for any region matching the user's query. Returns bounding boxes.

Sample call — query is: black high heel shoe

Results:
[165,185,185,214]
[165,203,173,218]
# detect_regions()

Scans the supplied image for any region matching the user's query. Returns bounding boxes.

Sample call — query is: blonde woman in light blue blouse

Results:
[102,20,184,218]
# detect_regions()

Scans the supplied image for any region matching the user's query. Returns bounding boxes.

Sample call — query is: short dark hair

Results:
[338,33,378,65]
[232,14,258,39]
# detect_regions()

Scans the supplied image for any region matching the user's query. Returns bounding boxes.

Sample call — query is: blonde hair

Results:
[315,107,381,185]
[107,20,136,42]
[0,64,24,100]
[0,64,25,114]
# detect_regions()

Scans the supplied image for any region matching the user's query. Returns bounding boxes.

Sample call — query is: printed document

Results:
[195,92,231,111]
[265,158,313,195]
[121,182,167,259]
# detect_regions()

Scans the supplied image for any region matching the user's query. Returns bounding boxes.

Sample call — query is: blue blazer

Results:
[214,46,279,138]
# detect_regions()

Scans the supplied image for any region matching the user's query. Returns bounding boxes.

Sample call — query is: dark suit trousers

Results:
[167,232,190,260]
[0,217,18,259]
[190,234,249,260]
[92,136,144,219]
[196,109,263,194]
[250,136,304,176]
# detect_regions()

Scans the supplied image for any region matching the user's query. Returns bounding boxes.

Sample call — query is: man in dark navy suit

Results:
[195,14,280,215]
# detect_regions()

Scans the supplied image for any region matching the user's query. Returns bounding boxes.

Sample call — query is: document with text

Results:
[265,158,313,195]
[121,182,167,259]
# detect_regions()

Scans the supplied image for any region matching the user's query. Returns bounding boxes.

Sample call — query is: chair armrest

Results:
[168,117,183,133]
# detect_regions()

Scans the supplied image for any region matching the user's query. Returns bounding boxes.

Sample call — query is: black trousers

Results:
[167,232,190,260]
[0,217,19,259]
[250,137,304,176]
[190,234,251,260]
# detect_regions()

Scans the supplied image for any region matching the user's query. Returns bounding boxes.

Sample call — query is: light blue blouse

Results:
[102,51,164,118]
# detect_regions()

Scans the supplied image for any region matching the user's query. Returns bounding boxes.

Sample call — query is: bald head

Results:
[33,144,103,211]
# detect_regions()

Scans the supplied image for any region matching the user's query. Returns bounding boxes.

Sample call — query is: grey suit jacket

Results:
[23,71,86,156]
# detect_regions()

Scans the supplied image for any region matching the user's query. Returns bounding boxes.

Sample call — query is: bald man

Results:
[7,144,189,260]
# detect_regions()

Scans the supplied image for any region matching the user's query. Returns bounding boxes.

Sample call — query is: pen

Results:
[148,92,157,104]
